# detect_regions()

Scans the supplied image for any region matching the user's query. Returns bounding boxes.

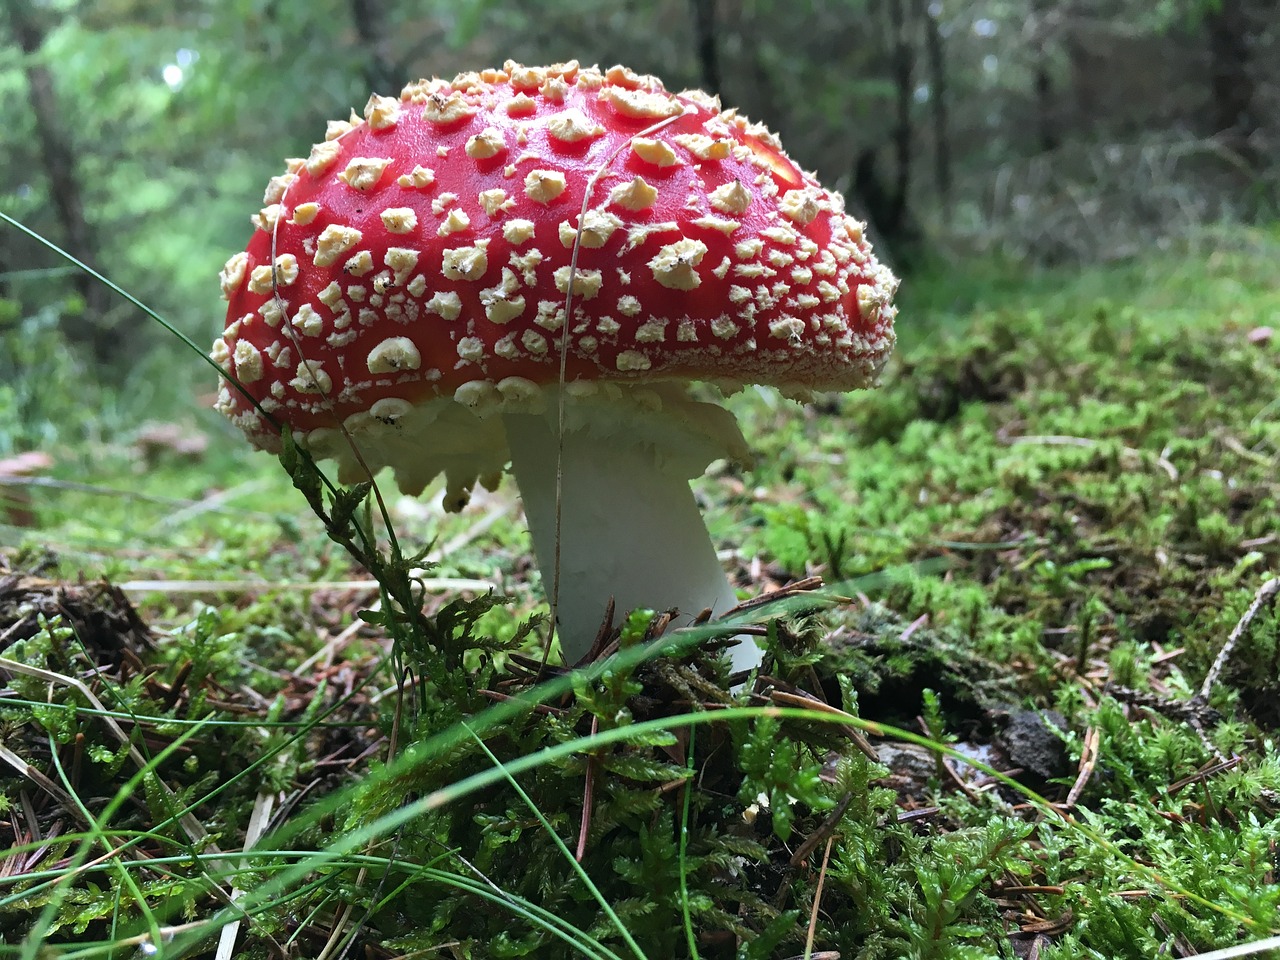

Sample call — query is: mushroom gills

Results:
[503,387,760,674]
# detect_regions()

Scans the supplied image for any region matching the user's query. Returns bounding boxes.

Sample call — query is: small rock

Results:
[999,709,1069,782]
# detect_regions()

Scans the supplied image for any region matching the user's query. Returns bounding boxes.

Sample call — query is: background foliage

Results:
[1,0,1276,385]
[2,2,1279,958]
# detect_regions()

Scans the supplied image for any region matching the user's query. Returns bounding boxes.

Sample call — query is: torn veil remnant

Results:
[212,61,899,671]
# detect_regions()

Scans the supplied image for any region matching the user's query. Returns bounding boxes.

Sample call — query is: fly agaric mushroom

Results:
[213,61,898,672]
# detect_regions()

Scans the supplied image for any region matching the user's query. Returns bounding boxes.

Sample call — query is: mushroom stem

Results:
[503,389,759,673]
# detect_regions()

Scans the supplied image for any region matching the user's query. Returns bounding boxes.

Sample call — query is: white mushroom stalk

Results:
[502,384,760,672]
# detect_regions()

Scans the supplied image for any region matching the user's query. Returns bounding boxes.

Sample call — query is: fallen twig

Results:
[1065,726,1101,808]
[1198,577,1279,703]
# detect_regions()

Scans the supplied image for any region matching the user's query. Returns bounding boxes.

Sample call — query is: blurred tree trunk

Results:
[5,0,117,361]
[1206,0,1256,151]
[1064,31,1093,137]
[350,0,398,93]
[690,0,722,95]
[917,0,951,220]
[1031,0,1058,152]
[888,0,912,232]
[854,0,918,260]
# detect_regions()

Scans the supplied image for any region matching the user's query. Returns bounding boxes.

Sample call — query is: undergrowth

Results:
[2,232,1279,958]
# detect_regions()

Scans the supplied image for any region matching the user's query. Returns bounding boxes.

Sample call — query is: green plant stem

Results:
[679,725,700,960]
[466,723,648,960]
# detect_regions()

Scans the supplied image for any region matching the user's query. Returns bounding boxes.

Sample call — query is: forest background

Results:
[2,0,1275,380]
[2,2,1279,958]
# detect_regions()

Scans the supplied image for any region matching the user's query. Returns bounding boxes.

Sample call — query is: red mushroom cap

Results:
[213,61,897,496]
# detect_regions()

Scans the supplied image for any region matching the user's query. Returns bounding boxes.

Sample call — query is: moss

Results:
[5,241,1280,957]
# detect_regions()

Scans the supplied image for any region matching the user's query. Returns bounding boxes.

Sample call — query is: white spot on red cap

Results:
[546,109,605,143]
[599,85,684,120]
[630,138,679,167]
[263,174,296,205]
[423,91,475,125]
[540,76,569,102]
[233,340,264,383]
[427,193,456,216]
[259,300,285,327]
[384,248,419,283]
[290,303,325,337]
[503,219,536,245]
[306,140,342,177]
[768,317,806,342]
[524,169,567,205]
[779,188,821,226]
[438,209,471,236]
[338,157,391,191]
[344,250,374,276]
[711,315,739,339]
[604,64,642,88]
[251,204,284,232]
[691,215,739,236]
[497,376,542,404]
[323,118,354,142]
[441,242,489,281]
[495,258,534,296]
[615,350,651,371]
[381,207,418,233]
[635,319,667,343]
[425,291,463,320]
[521,330,549,354]
[558,210,623,249]
[466,127,506,159]
[367,337,422,373]
[247,254,297,294]
[534,301,565,331]
[622,222,680,253]
[484,295,526,325]
[479,188,514,217]
[708,180,752,215]
[210,337,231,370]
[454,381,501,417]
[506,93,536,116]
[219,253,248,300]
[313,225,363,267]
[290,361,332,394]
[648,238,707,290]
[607,176,658,212]
[553,266,603,299]
[673,134,730,161]
[481,268,526,324]
[364,94,402,130]
[456,337,485,363]
[761,225,799,245]
[397,165,435,189]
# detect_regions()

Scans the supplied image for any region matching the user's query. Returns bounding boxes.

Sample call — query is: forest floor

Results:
[2,227,1279,959]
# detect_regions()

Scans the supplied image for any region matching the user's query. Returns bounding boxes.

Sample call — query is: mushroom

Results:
[212,61,898,671]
